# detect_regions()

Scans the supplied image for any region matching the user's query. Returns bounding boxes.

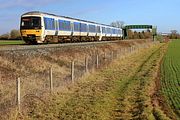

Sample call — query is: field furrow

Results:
[161,40,180,118]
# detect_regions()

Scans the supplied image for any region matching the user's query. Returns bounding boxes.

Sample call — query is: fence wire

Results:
[0,42,156,119]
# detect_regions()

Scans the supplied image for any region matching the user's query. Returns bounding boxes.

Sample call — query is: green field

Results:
[161,40,180,118]
[0,40,25,45]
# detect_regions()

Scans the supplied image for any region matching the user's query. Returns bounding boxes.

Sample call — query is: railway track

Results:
[0,40,122,52]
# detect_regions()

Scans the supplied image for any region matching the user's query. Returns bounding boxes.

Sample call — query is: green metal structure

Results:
[123,25,157,40]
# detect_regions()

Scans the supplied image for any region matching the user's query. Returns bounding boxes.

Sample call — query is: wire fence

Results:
[0,42,158,119]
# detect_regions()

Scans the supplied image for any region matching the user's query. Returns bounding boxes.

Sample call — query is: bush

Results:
[156,34,163,42]
[0,33,10,40]
[9,29,21,40]
[0,29,21,40]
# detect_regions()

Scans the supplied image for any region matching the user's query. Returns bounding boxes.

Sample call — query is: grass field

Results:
[161,39,180,118]
[0,40,25,45]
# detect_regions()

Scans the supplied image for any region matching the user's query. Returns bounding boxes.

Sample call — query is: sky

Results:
[0,0,180,34]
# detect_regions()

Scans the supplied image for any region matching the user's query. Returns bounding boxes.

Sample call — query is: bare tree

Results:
[170,30,178,34]
[110,21,125,28]
[170,30,179,39]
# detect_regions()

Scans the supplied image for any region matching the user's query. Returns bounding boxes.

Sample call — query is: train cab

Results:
[20,16,43,44]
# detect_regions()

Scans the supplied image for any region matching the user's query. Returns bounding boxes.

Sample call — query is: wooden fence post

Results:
[114,51,116,59]
[16,78,21,111]
[104,52,107,68]
[71,61,75,83]
[96,54,99,68]
[85,57,88,73]
[49,67,53,93]
[104,52,106,60]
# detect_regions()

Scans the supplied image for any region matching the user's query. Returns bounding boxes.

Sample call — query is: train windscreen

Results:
[21,17,41,29]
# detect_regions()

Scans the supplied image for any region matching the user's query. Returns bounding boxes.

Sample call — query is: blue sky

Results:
[0,0,180,34]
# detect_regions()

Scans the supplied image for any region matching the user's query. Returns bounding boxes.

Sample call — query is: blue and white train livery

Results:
[20,11,123,44]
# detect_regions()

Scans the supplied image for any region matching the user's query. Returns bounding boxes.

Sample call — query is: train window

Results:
[59,20,64,30]
[74,22,80,31]
[106,28,108,34]
[109,28,111,34]
[89,25,96,33]
[21,18,31,27]
[59,20,71,31]
[109,28,112,34]
[44,17,55,30]
[65,21,71,30]
[21,17,41,29]
[32,18,40,27]
[102,27,106,33]
[112,29,116,34]
[80,23,87,32]
[106,28,111,34]
[97,26,101,33]
[115,29,118,34]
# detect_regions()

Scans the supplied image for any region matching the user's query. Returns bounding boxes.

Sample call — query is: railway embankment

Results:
[0,39,161,119]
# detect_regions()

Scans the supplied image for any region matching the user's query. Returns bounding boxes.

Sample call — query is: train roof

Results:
[22,11,120,29]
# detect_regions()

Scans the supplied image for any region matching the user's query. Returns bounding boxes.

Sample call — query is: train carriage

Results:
[20,11,123,44]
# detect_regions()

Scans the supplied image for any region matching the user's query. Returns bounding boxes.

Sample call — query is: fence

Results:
[0,42,157,119]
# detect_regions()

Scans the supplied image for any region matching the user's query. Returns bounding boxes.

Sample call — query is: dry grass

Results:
[14,41,168,120]
[0,39,155,119]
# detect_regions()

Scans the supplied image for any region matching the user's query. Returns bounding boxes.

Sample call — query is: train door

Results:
[55,20,58,36]
[99,26,102,41]
[71,22,74,36]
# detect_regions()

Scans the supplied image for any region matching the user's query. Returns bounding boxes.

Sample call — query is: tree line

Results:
[0,29,21,40]
[111,21,153,39]
[127,30,152,39]
[168,30,180,39]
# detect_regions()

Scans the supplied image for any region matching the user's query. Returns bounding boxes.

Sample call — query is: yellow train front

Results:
[20,13,43,44]
[20,11,122,44]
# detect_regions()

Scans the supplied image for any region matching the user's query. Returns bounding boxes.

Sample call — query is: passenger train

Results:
[20,11,123,44]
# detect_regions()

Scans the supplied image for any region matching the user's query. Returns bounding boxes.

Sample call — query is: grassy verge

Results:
[14,43,170,119]
[0,40,24,45]
[113,43,170,119]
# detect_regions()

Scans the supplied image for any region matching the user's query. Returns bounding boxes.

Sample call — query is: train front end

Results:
[20,13,44,44]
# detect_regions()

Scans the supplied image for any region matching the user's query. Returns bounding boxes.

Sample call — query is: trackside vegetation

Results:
[0,40,24,45]
[161,40,180,118]
[15,43,172,120]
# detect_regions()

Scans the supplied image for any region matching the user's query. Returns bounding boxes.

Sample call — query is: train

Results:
[20,11,123,44]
